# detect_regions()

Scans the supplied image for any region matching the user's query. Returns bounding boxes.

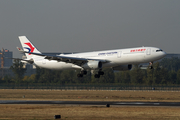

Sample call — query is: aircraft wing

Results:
[22,51,108,66]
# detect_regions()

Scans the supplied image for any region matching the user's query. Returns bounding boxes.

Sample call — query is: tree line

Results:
[1,57,180,85]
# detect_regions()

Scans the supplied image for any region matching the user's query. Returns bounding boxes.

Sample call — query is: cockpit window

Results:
[156,49,163,52]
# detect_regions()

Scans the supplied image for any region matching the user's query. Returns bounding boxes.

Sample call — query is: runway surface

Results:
[0,100,180,106]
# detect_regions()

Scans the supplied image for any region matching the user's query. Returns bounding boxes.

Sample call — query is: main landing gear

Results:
[77,70,87,78]
[77,70,104,78]
[94,70,104,78]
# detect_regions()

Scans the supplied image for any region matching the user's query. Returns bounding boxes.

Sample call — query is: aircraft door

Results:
[42,59,46,64]
[146,48,151,55]
[117,51,122,58]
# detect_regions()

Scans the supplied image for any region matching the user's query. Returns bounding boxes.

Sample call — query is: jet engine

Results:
[112,64,132,71]
[82,61,102,70]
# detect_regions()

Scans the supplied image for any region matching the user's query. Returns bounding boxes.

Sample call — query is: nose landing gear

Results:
[149,62,153,69]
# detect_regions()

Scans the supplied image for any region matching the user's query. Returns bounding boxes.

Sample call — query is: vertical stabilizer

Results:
[19,36,41,59]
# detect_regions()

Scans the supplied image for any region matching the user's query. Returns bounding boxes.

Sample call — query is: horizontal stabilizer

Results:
[8,57,34,64]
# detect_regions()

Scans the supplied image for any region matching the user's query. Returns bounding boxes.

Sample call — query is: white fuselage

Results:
[33,46,166,70]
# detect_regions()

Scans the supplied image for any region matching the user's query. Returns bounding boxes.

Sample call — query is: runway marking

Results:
[0,100,180,106]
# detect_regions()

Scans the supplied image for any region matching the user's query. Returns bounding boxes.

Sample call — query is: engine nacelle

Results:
[112,64,132,71]
[82,61,102,70]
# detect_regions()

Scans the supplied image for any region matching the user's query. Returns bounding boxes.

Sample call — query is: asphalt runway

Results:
[0,100,180,107]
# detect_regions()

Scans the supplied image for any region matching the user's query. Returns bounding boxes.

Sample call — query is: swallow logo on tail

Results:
[24,43,35,55]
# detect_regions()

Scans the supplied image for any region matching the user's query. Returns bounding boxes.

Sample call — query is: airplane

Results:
[16,36,166,78]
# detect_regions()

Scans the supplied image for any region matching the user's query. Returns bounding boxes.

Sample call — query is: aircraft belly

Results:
[102,62,118,68]
[144,54,162,62]
[114,54,146,64]
[35,60,73,70]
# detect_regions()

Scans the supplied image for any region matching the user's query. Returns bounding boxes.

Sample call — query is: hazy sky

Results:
[0,0,180,57]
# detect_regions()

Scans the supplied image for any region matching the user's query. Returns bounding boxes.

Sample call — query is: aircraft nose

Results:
[162,51,167,57]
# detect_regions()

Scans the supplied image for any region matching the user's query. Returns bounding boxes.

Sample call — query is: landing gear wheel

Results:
[77,73,83,78]
[81,70,87,75]
[94,74,100,78]
[149,66,153,69]
[98,71,104,75]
